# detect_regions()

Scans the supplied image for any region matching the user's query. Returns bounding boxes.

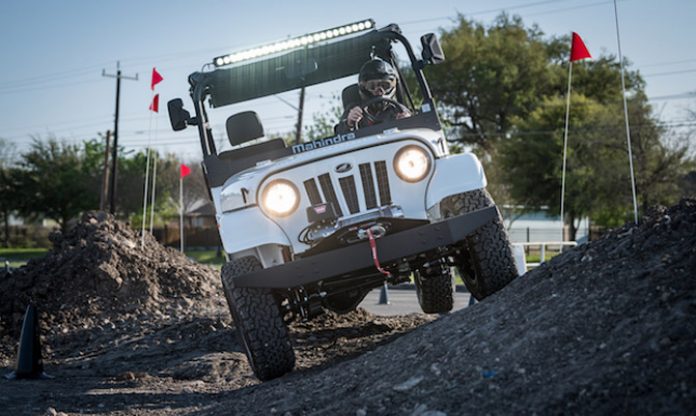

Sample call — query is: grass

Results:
[0,247,227,269]
[524,251,561,264]
[0,248,49,268]
[185,249,225,268]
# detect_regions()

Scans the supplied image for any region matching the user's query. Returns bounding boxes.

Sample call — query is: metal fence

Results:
[513,241,578,270]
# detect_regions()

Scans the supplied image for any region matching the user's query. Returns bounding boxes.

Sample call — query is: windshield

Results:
[189,25,435,156]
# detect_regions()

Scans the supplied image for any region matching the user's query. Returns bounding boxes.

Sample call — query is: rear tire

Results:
[415,259,454,314]
[221,256,295,381]
[441,189,518,300]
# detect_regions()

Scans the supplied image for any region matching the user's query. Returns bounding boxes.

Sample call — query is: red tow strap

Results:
[367,228,391,277]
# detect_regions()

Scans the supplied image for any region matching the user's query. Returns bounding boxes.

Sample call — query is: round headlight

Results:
[261,179,299,217]
[393,145,431,183]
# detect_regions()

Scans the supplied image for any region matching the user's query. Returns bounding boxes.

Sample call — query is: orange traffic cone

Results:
[4,304,52,380]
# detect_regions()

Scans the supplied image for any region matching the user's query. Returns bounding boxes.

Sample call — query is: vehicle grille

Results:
[303,161,391,218]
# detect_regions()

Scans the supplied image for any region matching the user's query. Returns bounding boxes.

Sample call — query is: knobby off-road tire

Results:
[221,256,295,381]
[440,189,518,300]
[415,259,454,314]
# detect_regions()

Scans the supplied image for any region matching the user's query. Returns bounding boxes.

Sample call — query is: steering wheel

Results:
[361,97,410,124]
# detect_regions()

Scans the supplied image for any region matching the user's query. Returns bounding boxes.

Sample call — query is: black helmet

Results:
[358,58,398,100]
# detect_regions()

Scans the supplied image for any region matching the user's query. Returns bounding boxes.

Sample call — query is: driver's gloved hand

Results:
[347,106,363,129]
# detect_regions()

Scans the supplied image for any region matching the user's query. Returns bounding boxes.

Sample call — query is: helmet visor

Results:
[360,78,396,96]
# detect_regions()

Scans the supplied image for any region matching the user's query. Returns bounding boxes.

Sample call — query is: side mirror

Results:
[420,33,445,65]
[168,98,192,131]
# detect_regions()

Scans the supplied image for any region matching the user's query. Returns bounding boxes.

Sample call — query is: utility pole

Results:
[102,61,138,215]
[99,130,112,211]
[294,86,305,144]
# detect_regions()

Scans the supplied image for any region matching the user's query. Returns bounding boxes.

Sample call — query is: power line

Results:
[649,91,696,101]
[523,0,615,17]
[643,68,696,78]
[639,58,696,68]
[0,78,103,95]
[401,0,576,25]
[0,62,112,88]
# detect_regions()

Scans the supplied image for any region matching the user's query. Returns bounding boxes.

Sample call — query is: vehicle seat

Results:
[227,111,265,146]
[220,110,287,163]
[341,84,361,111]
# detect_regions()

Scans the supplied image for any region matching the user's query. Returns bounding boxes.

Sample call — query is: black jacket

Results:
[334,102,408,134]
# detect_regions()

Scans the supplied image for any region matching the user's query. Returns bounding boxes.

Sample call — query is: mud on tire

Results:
[221,256,295,381]
[415,259,454,314]
[440,189,518,300]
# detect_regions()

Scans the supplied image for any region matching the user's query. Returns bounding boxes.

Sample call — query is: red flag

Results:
[151,67,163,90]
[149,94,159,113]
[180,164,191,178]
[570,32,591,62]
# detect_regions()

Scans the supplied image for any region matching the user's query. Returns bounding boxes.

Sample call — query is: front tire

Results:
[415,259,454,314]
[441,189,518,300]
[221,256,295,381]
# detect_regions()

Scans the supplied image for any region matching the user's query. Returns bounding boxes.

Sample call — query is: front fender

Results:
[217,207,291,255]
[426,153,487,210]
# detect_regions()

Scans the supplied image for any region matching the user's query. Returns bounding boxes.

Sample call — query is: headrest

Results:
[226,111,264,146]
[342,84,361,110]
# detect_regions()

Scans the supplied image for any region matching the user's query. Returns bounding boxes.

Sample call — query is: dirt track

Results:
[1,201,695,415]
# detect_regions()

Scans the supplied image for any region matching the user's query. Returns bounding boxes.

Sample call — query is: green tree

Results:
[0,138,17,246]
[428,13,646,155]
[116,150,188,224]
[499,93,694,239]
[12,138,101,232]
[424,12,676,232]
[303,95,343,141]
[499,95,619,239]
[118,151,210,229]
[626,93,694,212]
[428,14,556,152]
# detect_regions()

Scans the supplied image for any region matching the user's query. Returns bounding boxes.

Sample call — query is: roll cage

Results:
[185,24,443,156]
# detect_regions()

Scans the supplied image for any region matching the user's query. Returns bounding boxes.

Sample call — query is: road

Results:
[359,286,474,316]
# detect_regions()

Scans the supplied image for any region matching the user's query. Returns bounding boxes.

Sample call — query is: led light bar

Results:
[213,19,375,67]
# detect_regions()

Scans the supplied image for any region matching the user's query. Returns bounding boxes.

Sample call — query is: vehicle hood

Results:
[218,128,443,212]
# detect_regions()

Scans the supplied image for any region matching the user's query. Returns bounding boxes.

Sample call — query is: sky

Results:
[1,0,694,161]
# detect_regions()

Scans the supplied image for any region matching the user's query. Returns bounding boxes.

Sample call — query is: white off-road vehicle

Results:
[168,20,518,380]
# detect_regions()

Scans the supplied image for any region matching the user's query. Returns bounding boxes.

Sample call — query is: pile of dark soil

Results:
[0,212,429,415]
[0,211,222,362]
[213,199,695,415]
[1,200,694,415]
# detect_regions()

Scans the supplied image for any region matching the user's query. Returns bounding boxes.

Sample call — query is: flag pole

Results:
[560,60,573,242]
[613,0,639,224]
[179,174,184,253]
[144,68,164,241]
[140,112,153,247]
[149,152,158,234]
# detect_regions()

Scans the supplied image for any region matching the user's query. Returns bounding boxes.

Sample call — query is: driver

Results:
[335,58,411,133]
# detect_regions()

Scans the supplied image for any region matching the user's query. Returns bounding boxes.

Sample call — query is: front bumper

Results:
[228,206,497,289]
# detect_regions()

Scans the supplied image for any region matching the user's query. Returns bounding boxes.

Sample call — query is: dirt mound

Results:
[0,211,429,406]
[200,199,696,415]
[0,211,221,359]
